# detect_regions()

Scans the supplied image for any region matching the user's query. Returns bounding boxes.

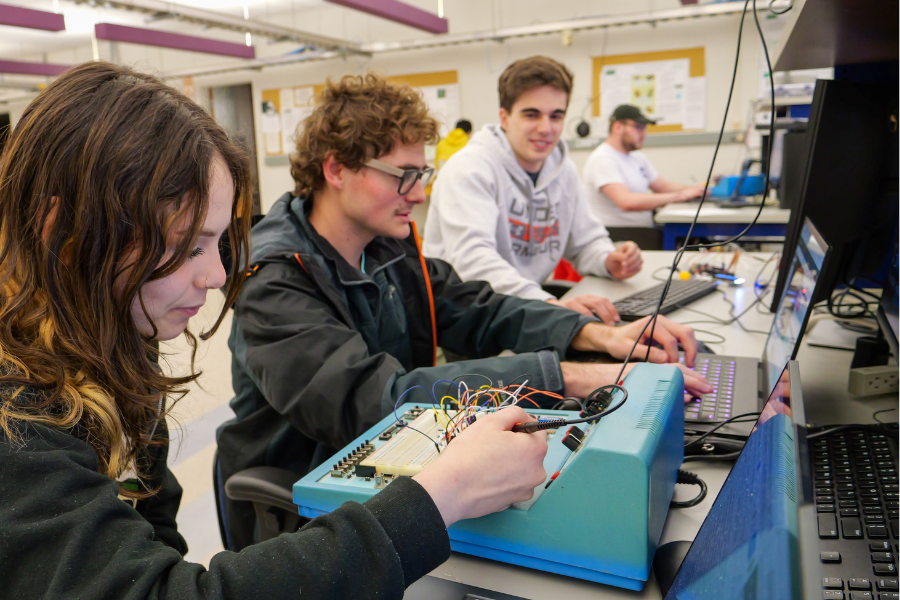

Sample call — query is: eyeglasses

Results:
[365,159,435,195]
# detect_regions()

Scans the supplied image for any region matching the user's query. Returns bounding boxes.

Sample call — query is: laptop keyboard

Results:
[684,356,736,423]
[812,428,899,599]
[613,278,720,321]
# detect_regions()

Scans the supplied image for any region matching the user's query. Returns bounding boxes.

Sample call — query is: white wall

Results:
[8,0,789,214]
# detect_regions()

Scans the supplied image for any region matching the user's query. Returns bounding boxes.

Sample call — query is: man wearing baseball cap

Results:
[582,104,708,228]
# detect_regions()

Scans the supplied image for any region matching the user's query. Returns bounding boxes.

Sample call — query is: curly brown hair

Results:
[290,73,440,198]
[498,56,574,113]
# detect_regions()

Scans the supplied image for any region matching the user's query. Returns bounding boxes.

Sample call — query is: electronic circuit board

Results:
[294,363,686,590]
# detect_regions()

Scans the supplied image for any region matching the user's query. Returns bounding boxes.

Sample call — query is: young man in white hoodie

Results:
[423,56,642,324]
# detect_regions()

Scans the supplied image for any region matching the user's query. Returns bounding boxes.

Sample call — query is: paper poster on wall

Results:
[261,71,460,156]
[383,71,461,141]
[419,83,460,137]
[261,100,281,154]
[593,48,706,133]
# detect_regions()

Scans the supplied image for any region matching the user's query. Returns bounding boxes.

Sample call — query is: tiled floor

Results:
[161,291,235,566]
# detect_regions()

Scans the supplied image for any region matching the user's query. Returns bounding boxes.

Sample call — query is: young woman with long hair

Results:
[0,61,548,599]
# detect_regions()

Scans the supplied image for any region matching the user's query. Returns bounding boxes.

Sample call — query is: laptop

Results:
[683,217,831,436]
[663,361,899,600]
[663,360,819,599]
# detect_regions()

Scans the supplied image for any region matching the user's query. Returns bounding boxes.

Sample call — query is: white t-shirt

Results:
[582,142,659,228]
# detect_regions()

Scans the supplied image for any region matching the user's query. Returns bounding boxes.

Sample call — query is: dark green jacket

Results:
[0,414,449,599]
[218,193,595,549]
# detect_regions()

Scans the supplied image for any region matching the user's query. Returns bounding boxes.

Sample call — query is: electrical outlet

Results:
[848,365,900,397]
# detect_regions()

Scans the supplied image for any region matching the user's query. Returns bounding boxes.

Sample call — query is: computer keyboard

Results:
[813,427,899,599]
[683,356,735,423]
[613,278,721,321]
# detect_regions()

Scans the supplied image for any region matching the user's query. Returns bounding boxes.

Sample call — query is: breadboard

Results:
[358,410,457,476]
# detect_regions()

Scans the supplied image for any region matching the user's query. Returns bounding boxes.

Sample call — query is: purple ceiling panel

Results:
[325,0,448,34]
[94,23,256,59]
[0,3,66,32]
[0,60,70,77]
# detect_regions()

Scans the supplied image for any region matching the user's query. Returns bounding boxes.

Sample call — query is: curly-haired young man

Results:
[218,73,711,550]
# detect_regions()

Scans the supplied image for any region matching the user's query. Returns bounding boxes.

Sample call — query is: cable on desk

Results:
[767,0,792,15]
[670,470,708,508]
[873,408,898,425]
[616,0,775,381]
[512,384,628,432]
[684,413,761,449]
[584,0,776,415]
[684,328,727,345]
[683,450,743,463]
[679,287,771,335]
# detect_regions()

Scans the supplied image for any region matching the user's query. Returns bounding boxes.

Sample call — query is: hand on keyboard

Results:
[560,361,712,402]
[546,294,620,324]
[603,315,701,367]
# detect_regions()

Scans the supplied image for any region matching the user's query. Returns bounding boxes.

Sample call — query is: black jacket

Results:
[218,193,595,549]
[0,415,450,599]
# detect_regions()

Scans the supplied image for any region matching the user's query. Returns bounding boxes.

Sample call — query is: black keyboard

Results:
[812,427,899,599]
[684,356,736,424]
[613,278,720,321]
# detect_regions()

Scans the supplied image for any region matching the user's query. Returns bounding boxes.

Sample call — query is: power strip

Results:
[848,365,900,397]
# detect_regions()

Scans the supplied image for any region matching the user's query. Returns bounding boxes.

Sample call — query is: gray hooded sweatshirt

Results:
[423,124,616,300]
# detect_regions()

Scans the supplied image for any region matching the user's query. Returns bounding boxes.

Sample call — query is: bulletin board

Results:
[260,70,460,156]
[592,47,706,133]
[260,83,324,156]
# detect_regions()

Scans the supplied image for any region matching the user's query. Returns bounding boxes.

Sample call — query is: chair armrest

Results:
[224,466,300,515]
[542,280,576,299]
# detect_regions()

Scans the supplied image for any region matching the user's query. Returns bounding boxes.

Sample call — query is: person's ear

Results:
[499,108,510,131]
[322,154,346,190]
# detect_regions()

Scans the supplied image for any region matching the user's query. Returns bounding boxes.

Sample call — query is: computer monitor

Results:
[876,234,899,358]
[770,79,899,312]
[762,218,829,395]
[777,131,808,211]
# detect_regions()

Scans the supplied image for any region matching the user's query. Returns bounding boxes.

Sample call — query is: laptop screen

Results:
[665,363,804,599]
[762,219,829,395]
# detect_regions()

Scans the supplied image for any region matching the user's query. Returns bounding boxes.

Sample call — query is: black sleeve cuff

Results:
[363,476,451,588]
[536,349,565,397]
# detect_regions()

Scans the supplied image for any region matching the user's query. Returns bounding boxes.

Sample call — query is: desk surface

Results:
[654,201,791,224]
[418,252,895,600]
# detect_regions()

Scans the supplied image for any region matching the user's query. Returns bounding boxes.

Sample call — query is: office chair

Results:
[213,450,309,550]
[541,279,576,299]
[605,226,663,251]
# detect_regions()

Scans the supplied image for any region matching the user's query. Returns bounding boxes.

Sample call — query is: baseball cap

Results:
[610,104,657,126]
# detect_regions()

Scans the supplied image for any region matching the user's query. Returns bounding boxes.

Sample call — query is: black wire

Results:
[671,470,709,508]
[512,384,628,432]
[683,450,743,462]
[582,0,776,416]
[623,0,767,374]
[684,413,761,449]
[551,397,585,411]
[767,0,792,15]
[873,408,898,425]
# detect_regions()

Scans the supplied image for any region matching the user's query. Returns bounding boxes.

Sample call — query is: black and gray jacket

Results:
[0,401,449,599]
[217,192,596,550]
